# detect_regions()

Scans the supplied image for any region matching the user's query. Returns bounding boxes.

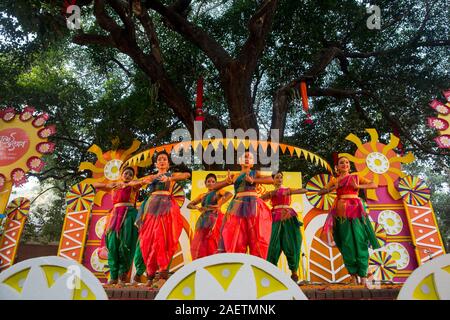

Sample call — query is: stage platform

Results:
[104,283,402,300]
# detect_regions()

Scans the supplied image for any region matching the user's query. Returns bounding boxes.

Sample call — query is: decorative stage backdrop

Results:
[55,130,446,284]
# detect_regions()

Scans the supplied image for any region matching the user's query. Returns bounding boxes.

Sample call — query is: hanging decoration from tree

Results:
[195,77,205,122]
[300,81,313,125]
[427,89,450,148]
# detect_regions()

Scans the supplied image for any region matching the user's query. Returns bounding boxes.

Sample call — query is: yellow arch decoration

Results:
[122,139,333,173]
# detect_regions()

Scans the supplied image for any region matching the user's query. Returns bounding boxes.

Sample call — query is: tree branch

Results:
[144,0,232,69]
[237,0,278,75]
[72,32,115,47]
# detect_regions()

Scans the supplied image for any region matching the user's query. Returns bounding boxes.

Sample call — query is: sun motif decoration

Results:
[78,140,141,206]
[0,256,108,300]
[90,248,109,273]
[0,106,56,190]
[427,89,450,149]
[156,253,308,300]
[398,254,450,300]
[339,128,415,201]
[378,210,403,235]
[386,243,410,270]
[368,251,397,282]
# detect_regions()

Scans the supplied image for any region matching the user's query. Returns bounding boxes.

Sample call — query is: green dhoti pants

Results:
[333,216,380,277]
[267,216,303,272]
[106,207,139,280]
[133,240,146,277]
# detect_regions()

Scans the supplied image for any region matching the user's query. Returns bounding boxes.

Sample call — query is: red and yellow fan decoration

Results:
[78,140,141,206]
[427,89,450,148]
[0,106,56,214]
[0,197,30,270]
[398,175,431,206]
[339,128,415,201]
[306,174,336,210]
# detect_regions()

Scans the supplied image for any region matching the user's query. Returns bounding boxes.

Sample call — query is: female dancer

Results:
[213,151,273,259]
[318,156,380,286]
[261,171,307,282]
[134,151,191,288]
[93,166,148,285]
[188,173,233,260]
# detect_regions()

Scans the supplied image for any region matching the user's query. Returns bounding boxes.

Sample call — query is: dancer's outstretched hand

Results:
[226,170,234,184]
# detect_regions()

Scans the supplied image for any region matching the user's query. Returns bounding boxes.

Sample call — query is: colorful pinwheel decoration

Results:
[306,174,337,210]
[171,182,186,208]
[65,184,96,212]
[371,221,387,248]
[369,250,397,282]
[5,197,30,221]
[398,175,431,206]
[427,89,450,148]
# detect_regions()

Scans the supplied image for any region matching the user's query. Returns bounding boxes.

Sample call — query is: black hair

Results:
[205,173,217,183]
[155,150,170,160]
[120,164,135,176]
[271,170,283,178]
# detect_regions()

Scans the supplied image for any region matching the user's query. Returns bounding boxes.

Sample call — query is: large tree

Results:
[2,1,449,148]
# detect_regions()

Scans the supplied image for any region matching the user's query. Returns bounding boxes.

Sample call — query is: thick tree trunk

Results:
[221,62,258,131]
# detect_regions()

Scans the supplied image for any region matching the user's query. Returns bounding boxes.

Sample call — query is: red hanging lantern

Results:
[195,77,205,121]
[300,81,313,125]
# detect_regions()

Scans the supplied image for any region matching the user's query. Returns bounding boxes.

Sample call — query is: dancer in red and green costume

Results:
[93,167,149,285]
[134,151,191,288]
[213,151,273,258]
[188,173,233,260]
[319,156,380,286]
[261,171,307,282]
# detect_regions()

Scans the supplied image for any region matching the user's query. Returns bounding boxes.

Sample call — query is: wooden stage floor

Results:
[104,283,402,300]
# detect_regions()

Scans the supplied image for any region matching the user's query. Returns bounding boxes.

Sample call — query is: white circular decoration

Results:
[378,210,403,235]
[155,253,307,300]
[0,256,108,300]
[103,159,123,181]
[386,243,410,270]
[366,152,390,174]
[95,216,108,239]
[90,248,109,273]
[398,254,450,300]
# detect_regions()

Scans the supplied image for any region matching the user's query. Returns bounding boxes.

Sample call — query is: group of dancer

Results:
[94,150,379,289]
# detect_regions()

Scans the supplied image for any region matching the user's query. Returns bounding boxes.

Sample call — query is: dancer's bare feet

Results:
[118,273,128,286]
[107,279,118,286]
[152,278,167,289]
[290,272,299,283]
[133,274,143,285]
[350,274,359,285]
[360,277,369,288]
